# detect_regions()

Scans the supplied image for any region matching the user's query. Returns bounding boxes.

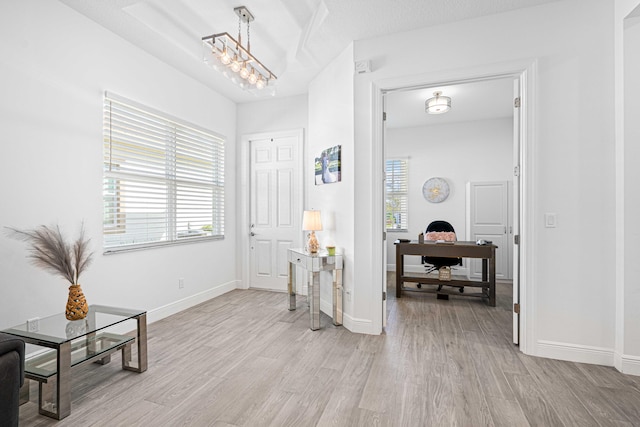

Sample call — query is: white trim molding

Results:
[320,296,373,334]
[147,280,238,324]
[537,340,614,367]
[371,59,537,350]
[615,352,640,376]
[102,279,239,337]
[343,313,374,335]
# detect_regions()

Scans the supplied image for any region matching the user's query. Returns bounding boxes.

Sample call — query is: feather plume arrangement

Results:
[7,223,94,285]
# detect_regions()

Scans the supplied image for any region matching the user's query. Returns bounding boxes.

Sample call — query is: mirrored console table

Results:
[287,248,343,330]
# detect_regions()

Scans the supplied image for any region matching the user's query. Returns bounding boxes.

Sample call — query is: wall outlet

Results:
[178,278,184,289]
[27,317,39,332]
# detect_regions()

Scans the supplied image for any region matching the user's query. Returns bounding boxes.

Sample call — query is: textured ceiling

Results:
[58,0,560,105]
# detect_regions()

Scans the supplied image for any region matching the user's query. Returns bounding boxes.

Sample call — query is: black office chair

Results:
[420,220,464,292]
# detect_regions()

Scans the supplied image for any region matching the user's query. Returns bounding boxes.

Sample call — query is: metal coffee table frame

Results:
[2,305,147,420]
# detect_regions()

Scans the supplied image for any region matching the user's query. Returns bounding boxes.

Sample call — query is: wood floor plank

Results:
[515,353,600,426]
[549,360,636,425]
[17,283,640,427]
[483,332,529,376]
[316,349,376,426]
[445,335,495,426]
[464,331,517,401]
[485,395,529,427]
[503,371,565,426]
[599,386,640,425]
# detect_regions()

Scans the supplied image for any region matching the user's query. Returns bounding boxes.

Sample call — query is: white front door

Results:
[468,181,512,280]
[249,132,302,291]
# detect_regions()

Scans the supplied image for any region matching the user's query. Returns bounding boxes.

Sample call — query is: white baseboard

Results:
[536,340,615,367]
[28,280,239,344]
[343,313,374,334]
[147,279,238,324]
[320,298,374,334]
[615,352,640,376]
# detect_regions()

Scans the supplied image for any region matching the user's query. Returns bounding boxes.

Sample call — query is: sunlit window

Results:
[103,93,225,252]
[385,158,408,231]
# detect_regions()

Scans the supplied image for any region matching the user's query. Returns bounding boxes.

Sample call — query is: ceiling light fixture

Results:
[425,91,451,114]
[202,6,276,94]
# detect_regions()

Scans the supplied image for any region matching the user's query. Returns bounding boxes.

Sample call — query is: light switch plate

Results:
[544,213,557,228]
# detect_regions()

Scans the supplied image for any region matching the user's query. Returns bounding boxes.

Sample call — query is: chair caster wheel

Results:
[417,284,422,289]
[459,288,464,293]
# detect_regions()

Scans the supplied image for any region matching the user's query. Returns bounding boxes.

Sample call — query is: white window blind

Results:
[103,93,225,253]
[385,158,408,231]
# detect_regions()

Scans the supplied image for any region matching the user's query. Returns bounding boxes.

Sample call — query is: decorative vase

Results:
[65,284,89,320]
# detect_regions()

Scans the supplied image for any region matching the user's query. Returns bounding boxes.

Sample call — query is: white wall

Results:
[385,118,513,270]
[352,0,616,361]
[615,0,640,375]
[237,94,308,136]
[307,45,358,330]
[0,1,238,329]
[623,12,640,362]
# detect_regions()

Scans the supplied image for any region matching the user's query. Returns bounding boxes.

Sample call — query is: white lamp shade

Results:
[425,91,451,114]
[302,210,323,231]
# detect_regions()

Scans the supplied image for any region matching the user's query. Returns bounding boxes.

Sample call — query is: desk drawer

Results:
[289,252,311,270]
[288,251,343,271]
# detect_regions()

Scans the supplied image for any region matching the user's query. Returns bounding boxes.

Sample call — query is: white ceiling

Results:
[385,78,515,129]
[59,0,561,105]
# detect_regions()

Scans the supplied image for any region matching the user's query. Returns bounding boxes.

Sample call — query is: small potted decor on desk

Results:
[7,223,94,320]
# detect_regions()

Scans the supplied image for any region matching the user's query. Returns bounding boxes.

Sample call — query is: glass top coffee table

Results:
[1,305,147,420]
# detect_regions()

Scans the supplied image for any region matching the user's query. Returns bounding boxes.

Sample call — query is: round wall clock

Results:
[422,177,450,203]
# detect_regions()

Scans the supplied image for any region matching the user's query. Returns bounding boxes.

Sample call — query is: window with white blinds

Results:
[103,93,225,253]
[385,158,408,231]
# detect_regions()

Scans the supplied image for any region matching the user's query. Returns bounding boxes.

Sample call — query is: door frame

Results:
[239,129,305,290]
[372,61,535,354]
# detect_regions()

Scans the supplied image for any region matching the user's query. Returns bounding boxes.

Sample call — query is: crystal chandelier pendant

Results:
[201,5,277,96]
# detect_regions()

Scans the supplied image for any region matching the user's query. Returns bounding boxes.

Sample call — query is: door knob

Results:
[250,231,257,237]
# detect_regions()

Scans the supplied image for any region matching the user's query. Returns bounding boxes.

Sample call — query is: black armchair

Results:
[422,220,462,269]
[0,332,25,427]
[421,220,464,292]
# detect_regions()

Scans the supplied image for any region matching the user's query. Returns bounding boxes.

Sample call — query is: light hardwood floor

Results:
[18,277,640,426]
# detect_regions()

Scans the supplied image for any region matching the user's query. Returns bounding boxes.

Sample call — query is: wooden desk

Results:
[395,241,497,306]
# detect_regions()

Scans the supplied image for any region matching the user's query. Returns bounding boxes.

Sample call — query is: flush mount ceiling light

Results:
[425,91,451,114]
[202,6,276,95]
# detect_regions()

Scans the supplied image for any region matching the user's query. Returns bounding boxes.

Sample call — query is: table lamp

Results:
[302,210,322,253]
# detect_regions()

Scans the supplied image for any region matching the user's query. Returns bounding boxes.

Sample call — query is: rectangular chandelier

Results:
[202,6,276,94]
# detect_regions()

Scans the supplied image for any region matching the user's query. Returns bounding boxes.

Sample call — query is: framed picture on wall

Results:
[315,145,341,185]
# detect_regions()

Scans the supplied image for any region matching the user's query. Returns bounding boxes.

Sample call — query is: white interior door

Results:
[468,181,512,280]
[382,96,388,328]
[512,77,521,345]
[249,133,302,291]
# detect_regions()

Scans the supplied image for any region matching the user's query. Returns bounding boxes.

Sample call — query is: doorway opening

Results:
[377,70,529,348]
